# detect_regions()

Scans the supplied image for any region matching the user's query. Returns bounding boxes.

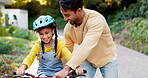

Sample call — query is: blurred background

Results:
[0,0,147,77]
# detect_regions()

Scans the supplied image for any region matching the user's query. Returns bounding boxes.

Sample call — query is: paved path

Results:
[117,45,148,78]
[26,29,148,78]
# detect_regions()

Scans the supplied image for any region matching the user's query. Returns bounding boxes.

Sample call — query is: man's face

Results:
[60,8,79,25]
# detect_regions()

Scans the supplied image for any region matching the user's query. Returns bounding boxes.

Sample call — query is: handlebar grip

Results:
[83,70,87,74]
[13,71,17,75]
[13,71,28,75]
[71,70,87,75]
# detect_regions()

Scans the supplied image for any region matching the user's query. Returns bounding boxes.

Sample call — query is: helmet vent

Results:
[35,23,38,26]
[46,19,48,22]
[40,20,42,24]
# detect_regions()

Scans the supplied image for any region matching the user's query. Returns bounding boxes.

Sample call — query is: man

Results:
[54,0,118,78]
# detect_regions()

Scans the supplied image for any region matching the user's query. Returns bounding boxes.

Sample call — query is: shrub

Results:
[12,28,29,39]
[140,2,148,19]
[8,25,16,34]
[116,17,148,54]
[0,26,9,36]
[11,27,38,41]
[109,20,125,40]
[110,20,125,34]
[107,2,147,24]
[114,3,140,21]
[0,37,31,54]
[0,41,13,54]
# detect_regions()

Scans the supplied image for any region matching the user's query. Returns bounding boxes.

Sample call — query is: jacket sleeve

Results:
[61,47,73,61]
[21,41,39,69]
[56,39,72,61]
[66,15,107,69]
[64,24,75,52]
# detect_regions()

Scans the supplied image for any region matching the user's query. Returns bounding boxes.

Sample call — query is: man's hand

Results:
[75,66,84,75]
[54,65,71,78]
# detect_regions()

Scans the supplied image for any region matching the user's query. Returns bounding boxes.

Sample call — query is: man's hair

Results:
[59,0,83,12]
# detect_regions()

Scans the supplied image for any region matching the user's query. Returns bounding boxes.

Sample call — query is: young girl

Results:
[16,15,83,77]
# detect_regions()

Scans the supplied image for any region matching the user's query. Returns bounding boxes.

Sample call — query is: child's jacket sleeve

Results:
[21,41,39,69]
[56,39,72,61]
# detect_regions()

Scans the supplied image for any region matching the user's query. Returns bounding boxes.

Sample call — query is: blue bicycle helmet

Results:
[33,15,55,31]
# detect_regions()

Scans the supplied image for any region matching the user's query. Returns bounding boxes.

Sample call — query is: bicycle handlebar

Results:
[13,72,36,78]
[13,70,87,78]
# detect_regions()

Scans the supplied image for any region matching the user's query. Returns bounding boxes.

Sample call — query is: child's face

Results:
[38,27,54,44]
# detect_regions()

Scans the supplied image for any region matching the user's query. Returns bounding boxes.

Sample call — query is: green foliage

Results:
[9,0,26,8]
[40,0,59,17]
[114,3,140,22]
[12,28,29,39]
[0,37,31,54]
[7,0,137,22]
[0,57,17,77]
[107,2,148,24]
[120,0,137,8]
[0,41,13,54]
[141,0,148,2]
[140,2,148,19]
[110,20,125,33]
[0,11,3,25]
[28,16,39,30]
[117,17,148,54]
[0,10,2,17]
[55,16,67,29]
[28,30,38,41]
[0,54,27,66]
[0,54,27,77]
[0,36,34,77]
[0,26,9,36]
[41,6,59,17]
[83,0,122,12]
[8,25,16,34]
[24,1,42,17]
[0,25,37,41]
[12,28,37,41]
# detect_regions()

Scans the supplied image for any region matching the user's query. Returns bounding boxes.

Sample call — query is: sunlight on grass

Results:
[6,37,13,40]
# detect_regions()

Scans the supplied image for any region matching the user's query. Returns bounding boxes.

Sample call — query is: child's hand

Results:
[16,68,25,76]
[16,65,27,76]
[75,66,84,75]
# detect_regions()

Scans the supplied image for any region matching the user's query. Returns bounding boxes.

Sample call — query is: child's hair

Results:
[33,15,58,56]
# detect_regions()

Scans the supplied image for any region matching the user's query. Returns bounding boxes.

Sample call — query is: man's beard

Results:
[69,18,79,27]
[70,21,78,27]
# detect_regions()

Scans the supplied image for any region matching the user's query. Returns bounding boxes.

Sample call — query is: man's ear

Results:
[77,8,82,13]
[76,8,83,16]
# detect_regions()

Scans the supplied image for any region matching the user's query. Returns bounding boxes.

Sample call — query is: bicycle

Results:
[13,70,87,78]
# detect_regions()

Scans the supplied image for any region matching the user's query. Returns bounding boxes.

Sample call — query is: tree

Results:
[40,0,60,17]
[83,0,122,12]
[24,0,42,17]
